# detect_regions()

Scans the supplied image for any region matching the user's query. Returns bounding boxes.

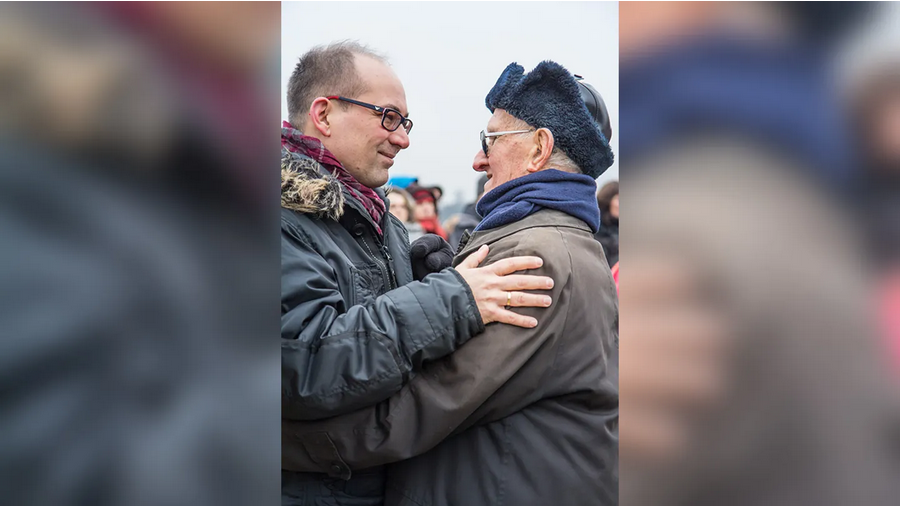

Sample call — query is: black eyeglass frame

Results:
[326,95,413,134]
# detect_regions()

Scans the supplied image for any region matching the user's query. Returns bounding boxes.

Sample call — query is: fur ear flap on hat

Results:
[485,61,614,179]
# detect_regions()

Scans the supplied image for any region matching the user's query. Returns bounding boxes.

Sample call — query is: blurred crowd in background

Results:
[3,2,900,506]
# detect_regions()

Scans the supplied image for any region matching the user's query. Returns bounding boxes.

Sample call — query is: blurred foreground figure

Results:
[619,2,900,506]
[0,3,280,506]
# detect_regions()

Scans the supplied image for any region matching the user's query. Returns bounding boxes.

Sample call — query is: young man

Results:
[284,59,619,506]
[281,42,557,505]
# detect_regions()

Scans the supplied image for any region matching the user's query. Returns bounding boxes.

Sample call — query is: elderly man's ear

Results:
[527,128,555,172]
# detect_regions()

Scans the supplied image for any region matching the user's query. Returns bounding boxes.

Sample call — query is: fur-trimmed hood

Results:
[281,152,344,220]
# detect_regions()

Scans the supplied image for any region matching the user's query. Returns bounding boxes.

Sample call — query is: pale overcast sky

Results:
[282,1,618,208]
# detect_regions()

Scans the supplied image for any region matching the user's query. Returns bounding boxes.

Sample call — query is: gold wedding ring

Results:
[505,291,511,309]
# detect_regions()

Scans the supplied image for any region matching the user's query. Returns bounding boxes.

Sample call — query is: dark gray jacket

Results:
[281,152,483,500]
[283,209,619,506]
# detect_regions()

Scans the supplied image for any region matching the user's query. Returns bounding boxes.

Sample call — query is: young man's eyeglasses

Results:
[326,96,413,134]
[480,129,533,156]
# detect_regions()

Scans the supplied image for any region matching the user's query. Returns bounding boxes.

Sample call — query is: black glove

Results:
[410,234,454,281]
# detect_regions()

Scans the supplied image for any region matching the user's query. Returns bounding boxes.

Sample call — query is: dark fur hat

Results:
[485,61,614,179]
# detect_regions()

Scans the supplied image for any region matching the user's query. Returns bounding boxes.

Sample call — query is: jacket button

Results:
[352,224,365,237]
[329,462,351,479]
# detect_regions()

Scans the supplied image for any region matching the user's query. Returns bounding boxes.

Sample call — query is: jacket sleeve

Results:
[281,217,484,421]
[281,233,570,471]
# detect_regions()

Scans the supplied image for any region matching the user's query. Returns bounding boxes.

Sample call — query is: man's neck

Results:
[297,125,338,160]
[297,121,322,141]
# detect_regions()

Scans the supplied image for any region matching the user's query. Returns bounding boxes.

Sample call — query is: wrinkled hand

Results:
[410,234,454,281]
[455,245,554,329]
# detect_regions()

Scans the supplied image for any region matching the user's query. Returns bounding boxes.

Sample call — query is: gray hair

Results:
[545,149,581,174]
[286,40,388,125]
[505,116,581,174]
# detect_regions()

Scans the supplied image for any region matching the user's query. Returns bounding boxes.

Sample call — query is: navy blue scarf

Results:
[475,169,600,233]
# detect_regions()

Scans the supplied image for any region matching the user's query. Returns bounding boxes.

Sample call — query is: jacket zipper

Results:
[381,244,396,289]
[359,234,396,291]
[345,192,397,290]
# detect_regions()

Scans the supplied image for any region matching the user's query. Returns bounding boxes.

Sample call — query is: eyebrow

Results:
[384,104,409,116]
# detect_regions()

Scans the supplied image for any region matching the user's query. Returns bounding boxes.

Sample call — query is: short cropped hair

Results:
[286,41,387,125]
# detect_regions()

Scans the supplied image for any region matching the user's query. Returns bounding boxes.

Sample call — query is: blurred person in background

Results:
[619,2,900,506]
[281,41,557,506]
[406,182,448,240]
[445,174,489,251]
[595,180,620,266]
[386,187,413,223]
[283,60,618,506]
[386,186,425,242]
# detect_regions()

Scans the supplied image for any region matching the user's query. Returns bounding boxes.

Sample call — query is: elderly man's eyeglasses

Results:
[326,96,413,134]
[480,129,533,156]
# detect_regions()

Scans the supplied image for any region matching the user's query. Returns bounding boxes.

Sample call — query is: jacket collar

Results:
[455,209,592,261]
[281,150,346,220]
[281,150,389,230]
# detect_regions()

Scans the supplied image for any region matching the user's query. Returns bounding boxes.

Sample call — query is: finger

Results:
[458,245,489,269]
[424,252,451,271]
[505,292,553,308]
[494,274,555,291]
[491,309,538,329]
[410,238,434,258]
[489,255,544,275]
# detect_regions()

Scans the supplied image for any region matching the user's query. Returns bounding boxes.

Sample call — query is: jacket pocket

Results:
[346,266,360,308]
[351,264,382,306]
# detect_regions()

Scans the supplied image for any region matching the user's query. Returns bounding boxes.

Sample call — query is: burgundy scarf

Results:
[282,121,385,235]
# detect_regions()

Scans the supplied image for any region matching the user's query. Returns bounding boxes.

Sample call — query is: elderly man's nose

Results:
[473,149,489,171]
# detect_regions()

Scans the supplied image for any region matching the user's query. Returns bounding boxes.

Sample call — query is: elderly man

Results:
[283,60,619,506]
[281,43,559,505]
